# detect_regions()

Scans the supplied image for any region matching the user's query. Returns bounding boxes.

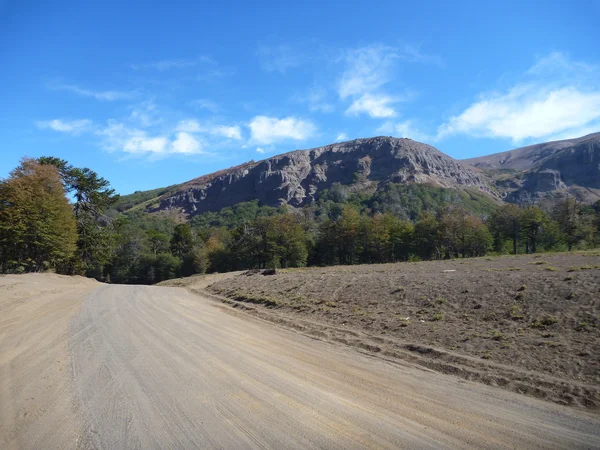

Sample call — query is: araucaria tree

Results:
[0,158,77,272]
[38,157,119,276]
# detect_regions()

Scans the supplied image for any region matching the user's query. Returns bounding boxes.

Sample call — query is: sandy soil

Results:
[2,272,600,448]
[67,284,600,449]
[0,273,97,450]
[207,251,600,408]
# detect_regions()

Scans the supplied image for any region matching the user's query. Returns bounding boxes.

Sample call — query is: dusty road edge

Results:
[185,284,599,411]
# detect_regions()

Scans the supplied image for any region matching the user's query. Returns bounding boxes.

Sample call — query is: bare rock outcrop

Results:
[150,137,492,216]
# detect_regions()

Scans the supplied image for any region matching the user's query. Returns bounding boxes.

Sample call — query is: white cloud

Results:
[124,135,169,154]
[171,132,202,154]
[256,147,266,154]
[438,85,600,143]
[176,119,202,133]
[129,101,161,127]
[99,121,203,156]
[248,115,316,144]
[346,94,397,118]
[338,45,397,100]
[337,44,439,118]
[378,120,432,142]
[335,133,348,142]
[176,120,242,140]
[214,125,242,140]
[51,84,134,101]
[36,119,92,134]
[437,53,600,143]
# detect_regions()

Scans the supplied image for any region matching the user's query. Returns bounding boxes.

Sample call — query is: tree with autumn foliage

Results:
[0,158,77,273]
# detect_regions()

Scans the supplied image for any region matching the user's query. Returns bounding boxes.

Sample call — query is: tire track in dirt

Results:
[69,284,600,449]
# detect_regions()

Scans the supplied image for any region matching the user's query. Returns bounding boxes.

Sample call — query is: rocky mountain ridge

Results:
[118,133,600,218]
[463,132,600,202]
[148,137,493,217]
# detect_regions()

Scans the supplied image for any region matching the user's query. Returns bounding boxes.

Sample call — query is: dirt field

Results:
[206,251,600,408]
[0,274,98,450]
[2,270,600,449]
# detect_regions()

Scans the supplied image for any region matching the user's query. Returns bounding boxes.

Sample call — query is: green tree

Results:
[519,206,548,254]
[0,159,77,272]
[38,157,119,276]
[489,204,523,254]
[147,229,170,255]
[463,216,493,257]
[170,223,195,259]
[552,196,594,250]
[414,212,440,260]
[388,216,414,262]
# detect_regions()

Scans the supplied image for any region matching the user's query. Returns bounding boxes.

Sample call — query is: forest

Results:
[1,157,599,284]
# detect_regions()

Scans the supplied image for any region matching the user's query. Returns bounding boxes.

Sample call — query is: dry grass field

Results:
[205,251,600,408]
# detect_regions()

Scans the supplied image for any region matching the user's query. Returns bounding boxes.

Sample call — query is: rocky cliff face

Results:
[150,137,493,216]
[463,133,600,203]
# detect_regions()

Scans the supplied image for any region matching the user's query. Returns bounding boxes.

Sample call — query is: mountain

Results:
[463,132,600,202]
[113,132,600,219]
[128,137,494,217]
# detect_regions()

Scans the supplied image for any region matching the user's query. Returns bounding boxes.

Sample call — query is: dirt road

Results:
[2,278,600,449]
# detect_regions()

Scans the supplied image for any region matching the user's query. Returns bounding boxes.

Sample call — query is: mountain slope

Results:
[463,132,600,202]
[146,137,493,217]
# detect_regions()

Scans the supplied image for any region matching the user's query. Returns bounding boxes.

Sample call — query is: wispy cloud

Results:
[294,86,334,113]
[527,51,596,77]
[346,93,396,118]
[176,120,242,140]
[377,120,432,142]
[248,115,316,144]
[171,132,202,154]
[257,44,308,73]
[398,43,446,68]
[335,132,348,142]
[129,56,214,71]
[35,119,93,134]
[338,45,397,100]
[98,121,206,156]
[128,101,162,127]
[191,98,220,113]
[338,44,431,118]
[50,84,135,101]
[437,53,600,143]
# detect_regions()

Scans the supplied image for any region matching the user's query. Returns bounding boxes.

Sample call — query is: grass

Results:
[489,330,505,341]
[510,304,524,320]
[566,265,598,272]
[531,316,559,329]
[432,312,444,321]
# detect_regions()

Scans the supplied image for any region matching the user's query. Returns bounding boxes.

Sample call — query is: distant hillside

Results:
[463,132,600,202]
[114,133,600,219]
[142,136,494,217]
[112,185,181,213]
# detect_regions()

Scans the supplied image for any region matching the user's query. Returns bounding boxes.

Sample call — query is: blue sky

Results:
[1,0,600,194]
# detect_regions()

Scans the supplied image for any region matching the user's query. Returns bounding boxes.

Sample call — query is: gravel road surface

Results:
[2,277,599,449]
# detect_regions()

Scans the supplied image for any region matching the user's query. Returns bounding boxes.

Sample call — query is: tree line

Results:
[1,157,599,283]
